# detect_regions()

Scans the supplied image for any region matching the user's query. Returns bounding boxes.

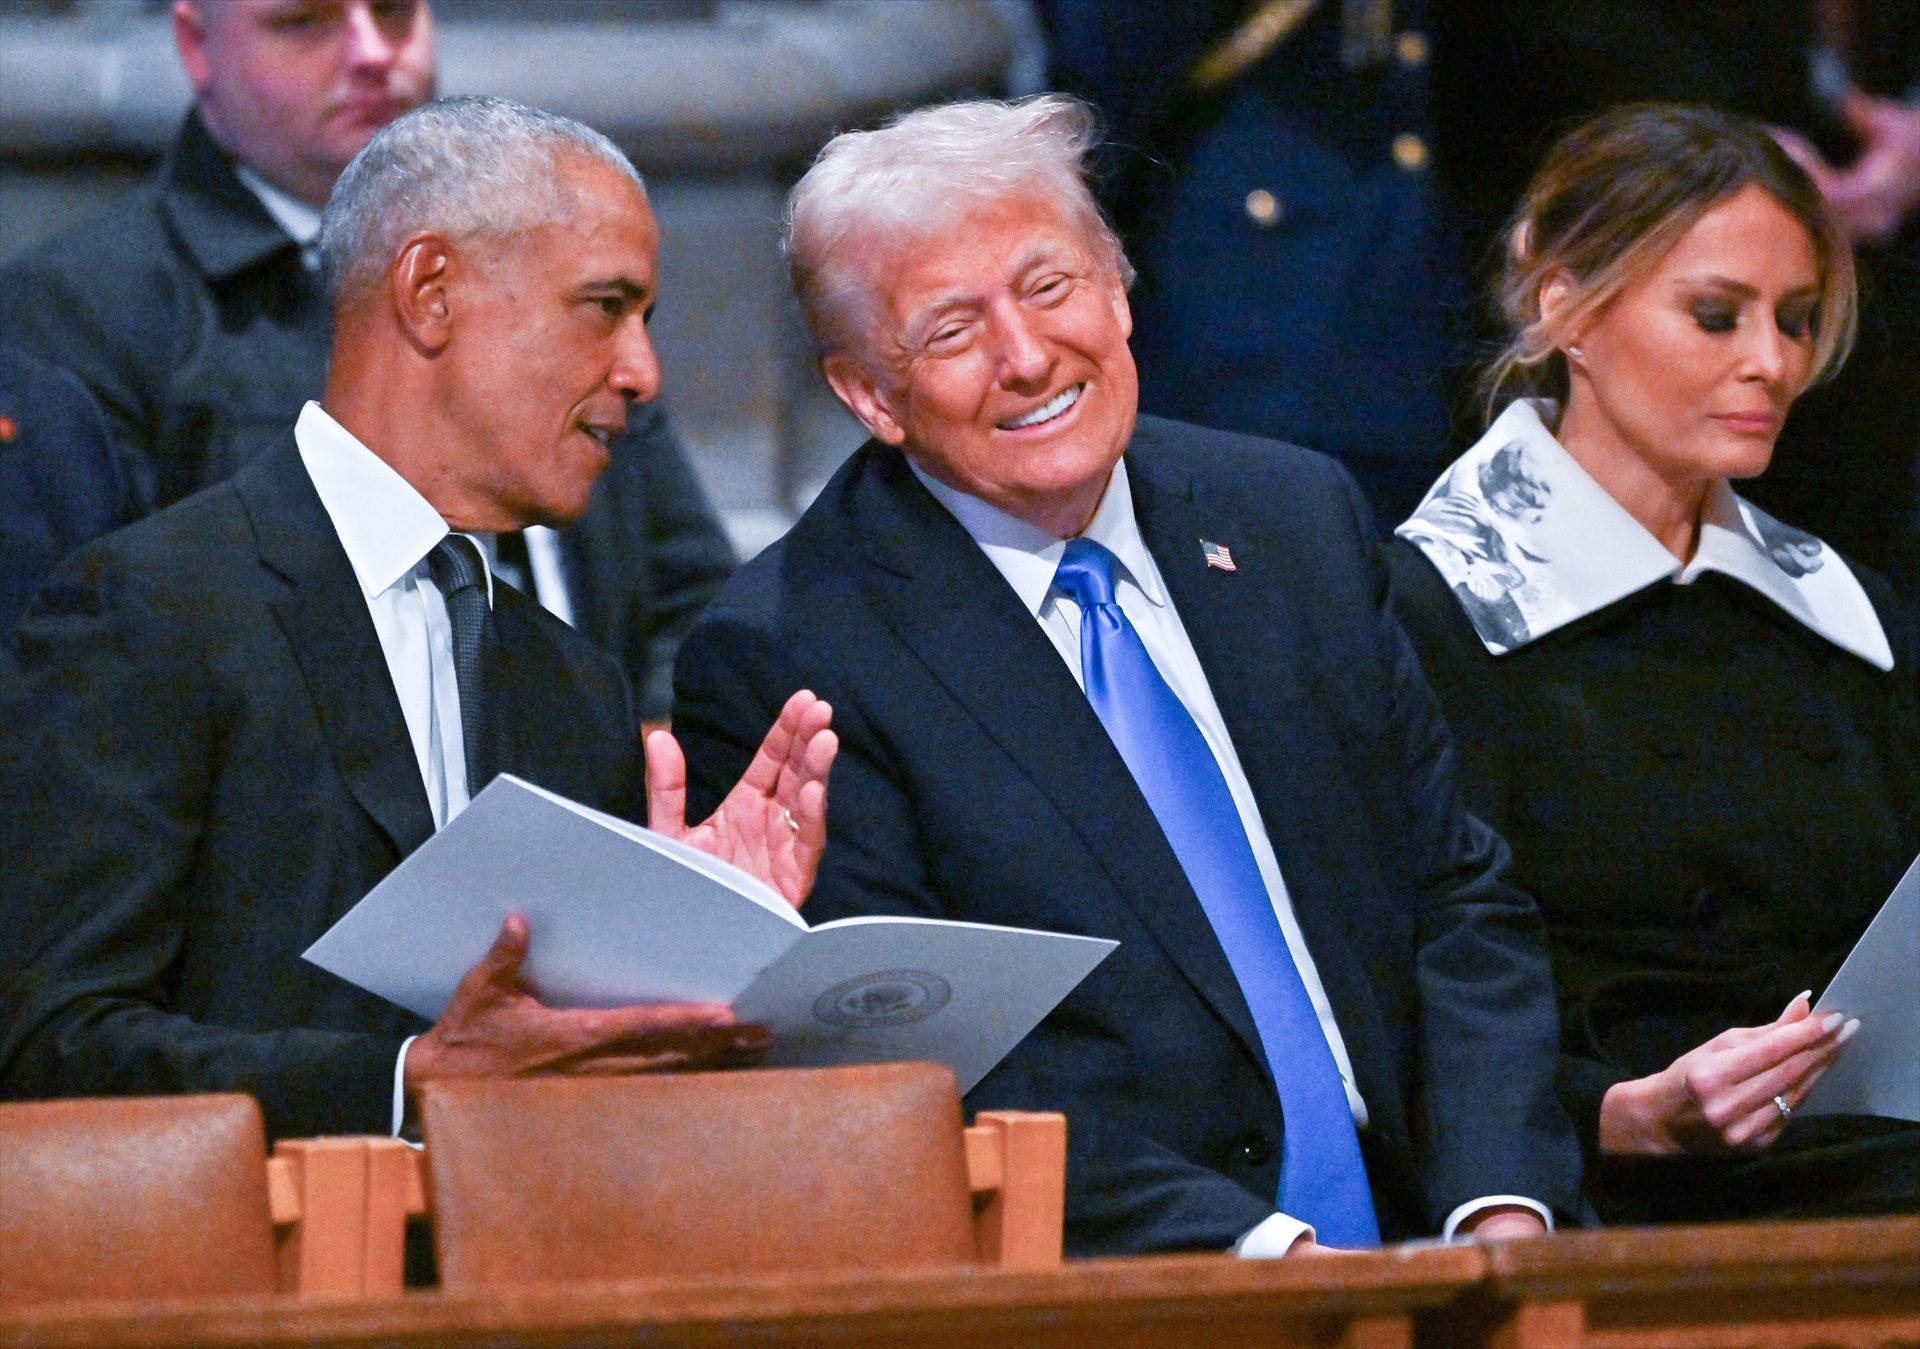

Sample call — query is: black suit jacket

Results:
[0,111,734,719]
[0,442,639,1141]
[674,416,1582,1254]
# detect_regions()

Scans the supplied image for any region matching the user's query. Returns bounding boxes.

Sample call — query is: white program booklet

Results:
[1804,851,1920,1121]
[303,775,1116,1092]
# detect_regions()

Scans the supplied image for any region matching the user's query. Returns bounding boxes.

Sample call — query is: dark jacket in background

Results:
[0,343,137,638]
[0,111,734,718]
[1040,0,1459,526]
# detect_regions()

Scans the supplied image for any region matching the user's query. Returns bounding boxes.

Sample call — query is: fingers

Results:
[644,728,689,837]
[1688,1008,1844,1096]
[537,1014,770,1076]
[737,689,822,798]
[1683,1011,1857,1149]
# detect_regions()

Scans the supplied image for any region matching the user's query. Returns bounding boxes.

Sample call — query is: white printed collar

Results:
[1395,399,1892,669]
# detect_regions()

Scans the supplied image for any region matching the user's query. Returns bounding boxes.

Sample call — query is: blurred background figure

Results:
[0,0,1018,716]
[0,344,139,640]
[1036,0,1461,528]
[1391,103,1920,1227]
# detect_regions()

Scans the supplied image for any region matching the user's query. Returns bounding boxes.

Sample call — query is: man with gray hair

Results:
[675,95,1581,1256]
[0,97,835,1142]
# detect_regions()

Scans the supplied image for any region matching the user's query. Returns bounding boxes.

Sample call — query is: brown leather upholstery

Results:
[0,1094,279,1308]
[420,1062,980,1290]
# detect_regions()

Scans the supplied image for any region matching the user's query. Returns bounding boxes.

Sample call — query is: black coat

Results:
[0,112,733,719]
[674,417,1583,1255]
[0,443,639,1141]
[1388,535,1920,1221]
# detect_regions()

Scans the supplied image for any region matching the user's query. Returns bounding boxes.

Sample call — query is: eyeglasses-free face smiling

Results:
[826,192,1140,539]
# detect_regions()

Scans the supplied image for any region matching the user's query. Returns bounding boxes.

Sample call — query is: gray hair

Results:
[784,94,1133,359]
[320,95,643,305]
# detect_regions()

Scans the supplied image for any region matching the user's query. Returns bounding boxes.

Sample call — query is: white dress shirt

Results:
[913,458,1549,1253]
[296,400,492,1131]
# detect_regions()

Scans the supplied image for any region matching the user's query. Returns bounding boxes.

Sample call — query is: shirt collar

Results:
[295,401,492,604]
[1395,399,1892,669]
[909,456,1166,616]
[234,163,323,248]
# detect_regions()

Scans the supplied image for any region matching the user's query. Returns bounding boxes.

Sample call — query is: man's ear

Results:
[1106,268,1133,341]
[172,0,212,96]
[822,352,907,447]
[390,235,455,354]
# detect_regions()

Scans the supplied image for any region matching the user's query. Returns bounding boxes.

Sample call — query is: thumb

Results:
[1778,989,1814,1023]
[460,913,531,996]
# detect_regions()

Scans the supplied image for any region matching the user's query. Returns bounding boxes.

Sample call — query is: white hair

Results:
[319,96,643,305]
[784,94,1133,358]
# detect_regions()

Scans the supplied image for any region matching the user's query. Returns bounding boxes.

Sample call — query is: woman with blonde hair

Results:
[1391,102,1920,1222]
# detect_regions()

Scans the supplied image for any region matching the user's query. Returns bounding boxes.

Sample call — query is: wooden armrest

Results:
[965,1111,1066,1269]
[268,1137,421,1299]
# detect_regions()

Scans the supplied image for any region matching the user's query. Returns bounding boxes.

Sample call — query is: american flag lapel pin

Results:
[1200,539,1237,572]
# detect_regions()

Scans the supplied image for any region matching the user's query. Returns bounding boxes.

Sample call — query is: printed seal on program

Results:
[813,970,952,1028]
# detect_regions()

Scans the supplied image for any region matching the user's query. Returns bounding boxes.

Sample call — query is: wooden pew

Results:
[0,1245,1488,1349]
[1461,1215,1920,1348]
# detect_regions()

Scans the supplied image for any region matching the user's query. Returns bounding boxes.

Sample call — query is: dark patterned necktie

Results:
[427,534,499,794]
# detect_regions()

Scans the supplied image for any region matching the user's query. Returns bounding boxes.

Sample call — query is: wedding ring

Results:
[1773,1094,1792,1120]
[780,807,801,834]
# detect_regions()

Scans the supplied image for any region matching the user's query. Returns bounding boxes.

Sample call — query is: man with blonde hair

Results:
[676,95,1581,1257]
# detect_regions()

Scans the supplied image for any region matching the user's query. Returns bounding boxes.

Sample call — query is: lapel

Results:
[235,443,436,860]
[158,110,306,284]
[844,446,1268,1073]
[1133,432,1392,1104]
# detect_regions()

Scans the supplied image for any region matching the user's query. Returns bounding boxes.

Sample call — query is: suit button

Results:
[1235,1132,1276,1167]
[1392,133,1429,173]
[1244,188,1284,228]
[1395,31,1429,66]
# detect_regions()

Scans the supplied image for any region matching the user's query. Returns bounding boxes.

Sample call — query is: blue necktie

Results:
[1053,538,1379,1246]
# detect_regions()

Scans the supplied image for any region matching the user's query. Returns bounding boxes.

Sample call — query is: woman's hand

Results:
[1598,993,1858,1157]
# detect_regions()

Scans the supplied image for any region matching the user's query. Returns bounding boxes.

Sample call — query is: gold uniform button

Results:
[1392,133,1429,172]
[1395,30,1429,66]
[1244,188,1283,227]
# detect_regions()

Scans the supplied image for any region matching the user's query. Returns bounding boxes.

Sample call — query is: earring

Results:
[1566,345,1584,360]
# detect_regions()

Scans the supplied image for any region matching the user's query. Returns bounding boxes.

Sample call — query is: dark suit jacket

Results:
[674,416,1582,1255]
[0,344,137,638]
[0,442,639,1141]
[0,111,734,718]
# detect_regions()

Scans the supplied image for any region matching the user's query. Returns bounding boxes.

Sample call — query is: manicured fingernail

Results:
[1838,1018,1861,1044]
[1822,1013,1846,1034]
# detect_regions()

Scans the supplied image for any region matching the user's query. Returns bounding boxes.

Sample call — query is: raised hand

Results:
[645,688,838,908]
[404,915,770,1098]
[1598,992,1859,1157]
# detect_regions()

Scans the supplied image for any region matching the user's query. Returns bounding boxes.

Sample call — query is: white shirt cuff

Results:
[391,1036,418,1137]
[1233,1212,1315,1258]
[1441,1194,1553,1241]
